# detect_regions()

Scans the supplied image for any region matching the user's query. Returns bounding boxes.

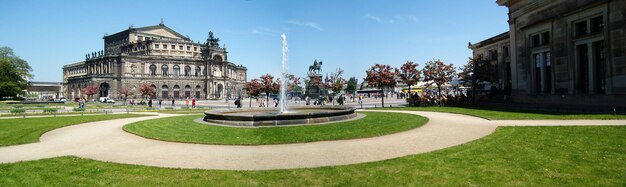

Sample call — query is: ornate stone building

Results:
[62,22,247,100]
[470,0,625,108]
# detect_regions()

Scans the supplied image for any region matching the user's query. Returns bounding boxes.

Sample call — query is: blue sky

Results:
[0,0,508,82]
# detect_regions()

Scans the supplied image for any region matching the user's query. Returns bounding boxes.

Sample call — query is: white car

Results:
[99,97,115,103]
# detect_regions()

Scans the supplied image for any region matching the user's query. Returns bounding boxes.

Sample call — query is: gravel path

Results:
[0,110,624,170]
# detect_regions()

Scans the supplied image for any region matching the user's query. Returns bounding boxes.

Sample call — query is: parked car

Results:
[99,97,115,103]
[59,97,67,102]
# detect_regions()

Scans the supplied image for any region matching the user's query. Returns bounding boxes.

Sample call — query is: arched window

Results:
[195,85,201,99]
[149,64,157,75]
[184,65,191,76]
[161,85,169,99]
[173,65,180,77]
[173,85,180,99]
[161,64,168,76]
[195,66,201,77]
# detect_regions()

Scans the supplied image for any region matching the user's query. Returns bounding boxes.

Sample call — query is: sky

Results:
[0,0,509,83]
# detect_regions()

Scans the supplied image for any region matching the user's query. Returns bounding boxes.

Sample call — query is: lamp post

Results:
[470,72,476,105]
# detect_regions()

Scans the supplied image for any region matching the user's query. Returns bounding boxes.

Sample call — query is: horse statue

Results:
[308,60,323,74]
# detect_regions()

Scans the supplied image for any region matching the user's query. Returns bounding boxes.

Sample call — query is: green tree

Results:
[0,47,32,99]
[365,64,396,108]
[0,47,33,79]
[345,77,358,94]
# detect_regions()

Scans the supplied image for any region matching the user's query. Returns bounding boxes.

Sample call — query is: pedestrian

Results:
[192,98,196,108]
[172,99,175,106]
[305,96,310,105]
[158,99,162,108]
[148,99,152,108]
[358,94,363,104]
[185,97,190,108]
[235,97,242,108]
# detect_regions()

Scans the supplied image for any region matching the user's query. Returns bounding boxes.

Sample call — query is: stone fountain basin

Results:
[204,106,357,126]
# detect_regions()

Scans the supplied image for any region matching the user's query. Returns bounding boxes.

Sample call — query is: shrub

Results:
[12,106,23,109]
[73,108,86,112]
[43,108,58,113]
[10,108,26,114]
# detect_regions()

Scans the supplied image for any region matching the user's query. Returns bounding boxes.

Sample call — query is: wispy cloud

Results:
[365,13,419,24]
[287,20,323,31]
[407,15,419,23]
[250,27,276,35]
[365,14,385,23]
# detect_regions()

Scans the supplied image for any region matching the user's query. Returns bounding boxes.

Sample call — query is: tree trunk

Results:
[266,93,270,108]
[408,86,412,106]
[437,85,442,106]
[381,87,385,108]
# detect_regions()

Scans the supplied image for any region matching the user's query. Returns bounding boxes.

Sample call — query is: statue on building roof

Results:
[207,31,220,47]
[159,18,164,26]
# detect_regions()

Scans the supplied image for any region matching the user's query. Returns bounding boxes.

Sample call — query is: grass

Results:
[0,114,151,147]
[372,106,626,120]
[123,112,427,145]
[1,126,624,186]
[0,111,101,117]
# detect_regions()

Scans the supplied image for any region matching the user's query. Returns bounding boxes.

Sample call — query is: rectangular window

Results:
[531,35,540,47]
[155,44,159,49]
[163,45,167,49]
[194,47,197,51]
[534,53,542,93]
[138,36,143,41]
[504,47,509,58]
[593,40,606,93]
[590,16,604,33]
[541,32,550,45]
[577,44,589,94]
[544,52,551,93]
[575,21,587,37]
[187,46,191,50]
[171,45,175,49]
[491,50,498,60]
[179,46,183,50]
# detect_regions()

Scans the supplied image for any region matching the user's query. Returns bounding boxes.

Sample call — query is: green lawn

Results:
[373,106,626,120]
[0,114,151,147]
[123,112,427,145]
[1,126,624,186]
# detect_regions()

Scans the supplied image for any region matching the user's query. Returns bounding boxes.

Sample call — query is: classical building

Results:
[468,32,511,90]
[469,0,625,107]
[25,81,63,101]
[62,22,247,100]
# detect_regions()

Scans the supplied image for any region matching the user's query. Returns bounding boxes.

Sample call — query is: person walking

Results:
[235,97,242,108]
[171,99,175,106]
[158,99,162,108]
[185,97,190,108]
[148,99,152,108]
[192,98,196,108]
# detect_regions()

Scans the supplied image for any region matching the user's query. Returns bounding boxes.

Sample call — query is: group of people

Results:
[406,90,471,107]
[169,97,197,108]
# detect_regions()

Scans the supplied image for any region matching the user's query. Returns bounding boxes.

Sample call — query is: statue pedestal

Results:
[305,74,326,100]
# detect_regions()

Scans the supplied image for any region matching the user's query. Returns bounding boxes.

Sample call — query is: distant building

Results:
[469,0,626,107]
[62,22,247,100]
[26,81,62,101]
[468,32,511,90]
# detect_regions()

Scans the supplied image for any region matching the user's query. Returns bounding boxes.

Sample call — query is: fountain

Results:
[279,33,288,113]
[204,33,356,126]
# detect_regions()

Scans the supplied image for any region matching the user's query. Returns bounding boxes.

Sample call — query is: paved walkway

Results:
[0,110,625,170]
